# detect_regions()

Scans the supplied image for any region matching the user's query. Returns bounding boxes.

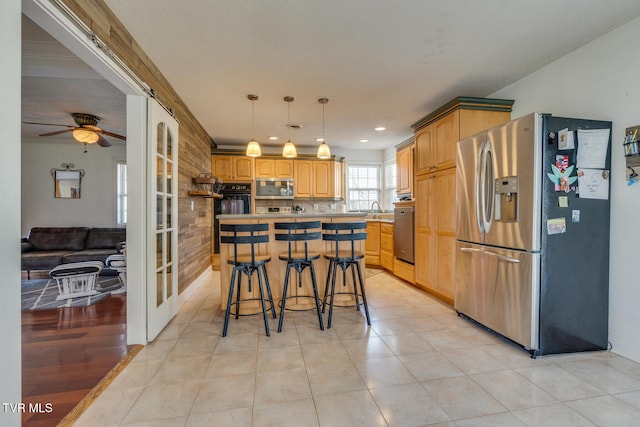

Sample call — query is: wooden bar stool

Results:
[322,221,371,329]
[274,221,324,333]
[220,223,276,337]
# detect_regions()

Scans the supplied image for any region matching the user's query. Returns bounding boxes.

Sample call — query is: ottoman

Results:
[49,261,103,300]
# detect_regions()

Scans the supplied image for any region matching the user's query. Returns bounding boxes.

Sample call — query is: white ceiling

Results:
[21,16,126,147]
[23,1,640,153]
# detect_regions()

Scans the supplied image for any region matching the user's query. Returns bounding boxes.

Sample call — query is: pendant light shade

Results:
[245,94,261,157]
[283,140,297,158]
[246,139,261,157]
[317,98,331,159]
[317,141,331,159]
[282,96,297,158]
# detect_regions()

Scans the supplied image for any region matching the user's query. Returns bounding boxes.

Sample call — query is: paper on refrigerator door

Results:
[576,129,610,169]
[577,168,610,200]
[558,128,575,150]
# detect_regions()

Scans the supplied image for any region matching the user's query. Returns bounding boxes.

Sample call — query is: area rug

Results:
[21,277,123,311]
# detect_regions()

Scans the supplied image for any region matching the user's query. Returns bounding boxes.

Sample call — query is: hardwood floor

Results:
[21,294,132,427]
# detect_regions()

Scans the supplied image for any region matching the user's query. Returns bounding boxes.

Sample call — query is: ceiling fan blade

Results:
[23,121,75,128]
[96,134,112,148]
[39,129,75,137]
[98,129,126,141]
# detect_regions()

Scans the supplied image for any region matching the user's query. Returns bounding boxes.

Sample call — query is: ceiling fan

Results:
[23,113,126,147]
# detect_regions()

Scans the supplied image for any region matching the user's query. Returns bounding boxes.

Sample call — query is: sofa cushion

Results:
[28,227,89,251]
[21,251,71,271]
[85,228,126,249]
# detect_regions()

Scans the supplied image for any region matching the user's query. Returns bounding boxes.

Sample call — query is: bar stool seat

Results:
[275,221,324,333]
[322,221,371,329]
[220,223,276,337]
[277,251,320,262]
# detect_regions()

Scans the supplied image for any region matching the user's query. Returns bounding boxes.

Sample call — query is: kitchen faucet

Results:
[370,201,381,213]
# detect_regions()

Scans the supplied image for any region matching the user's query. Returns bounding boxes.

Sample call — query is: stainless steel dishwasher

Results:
[394,206,414,264]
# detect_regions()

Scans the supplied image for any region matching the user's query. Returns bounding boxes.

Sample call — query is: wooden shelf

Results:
[187,190,222,198]
[190,174,222,197]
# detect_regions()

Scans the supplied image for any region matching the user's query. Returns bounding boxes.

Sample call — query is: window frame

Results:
[346,162,382,212]
[116,161,127,226]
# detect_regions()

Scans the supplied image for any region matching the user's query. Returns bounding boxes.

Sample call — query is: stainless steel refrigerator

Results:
[455,112,611,357]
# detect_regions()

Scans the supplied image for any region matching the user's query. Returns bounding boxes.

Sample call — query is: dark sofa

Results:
[21,227,126,276]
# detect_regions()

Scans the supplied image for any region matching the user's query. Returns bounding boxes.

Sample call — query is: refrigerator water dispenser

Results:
[494,176,519,222]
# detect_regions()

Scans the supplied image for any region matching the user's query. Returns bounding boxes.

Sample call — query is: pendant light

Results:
[282,96,297,158]
[317,98,331,159]
[245,94,261,157]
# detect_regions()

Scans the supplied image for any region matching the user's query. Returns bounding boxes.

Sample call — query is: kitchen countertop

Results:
[217,212,367,220]
[367,218,394,223]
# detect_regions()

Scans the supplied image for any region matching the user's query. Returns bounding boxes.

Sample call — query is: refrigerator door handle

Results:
[459,247,520,264]
[483,142,495,234]
[476,141,487,234]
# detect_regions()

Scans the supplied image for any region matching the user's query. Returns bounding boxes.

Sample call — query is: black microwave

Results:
[254,178,294,199]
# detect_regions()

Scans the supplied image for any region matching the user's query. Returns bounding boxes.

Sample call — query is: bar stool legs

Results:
[278,260,324,332]
[322,258,371,329]
[222,263,275,337]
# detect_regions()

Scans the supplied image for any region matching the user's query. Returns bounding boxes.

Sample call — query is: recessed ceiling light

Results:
[316,138,325,142]
[268,136,278,140]
[360,139,368,143]
[374,126,386,131]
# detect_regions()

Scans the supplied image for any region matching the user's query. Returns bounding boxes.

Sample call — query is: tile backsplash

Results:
[254,199,342,214]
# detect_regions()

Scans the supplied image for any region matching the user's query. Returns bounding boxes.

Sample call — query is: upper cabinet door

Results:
[274,159,294,178]
[233,157,253,180]
[212,155,254,181]
[313,161,332,198]
[212,155,233,180]
[415,125,433,175]
[254,159,275,178]
[294,160,313,197]
[396,144,413,196]
[434,110,459,170]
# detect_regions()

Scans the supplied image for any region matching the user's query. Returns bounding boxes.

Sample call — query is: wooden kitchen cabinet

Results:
[212,155,254,181]
[415,168,456,304]
[413,97,513,176]
[365,221,381,266]
[293,159,342,198]
[294,160,313,197]
[254,158,294,178]
[396,142,414,197]
[313,160,332,198]
[411,97,513,305]
[380,222,394,271]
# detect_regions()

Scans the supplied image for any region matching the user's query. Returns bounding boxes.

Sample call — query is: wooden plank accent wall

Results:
[61,0,214,293]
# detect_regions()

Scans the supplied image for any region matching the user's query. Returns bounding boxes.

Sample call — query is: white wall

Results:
[1,0,22,424]
[21,139,126,236]
[491,16,640,362]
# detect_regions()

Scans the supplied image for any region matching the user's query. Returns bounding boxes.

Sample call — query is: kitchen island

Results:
[217,213,367,311]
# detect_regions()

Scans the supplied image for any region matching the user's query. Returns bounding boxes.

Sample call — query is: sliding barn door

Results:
[147,99,179,340]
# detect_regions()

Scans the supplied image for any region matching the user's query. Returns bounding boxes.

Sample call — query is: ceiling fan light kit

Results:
[72,128,100,144]
[24,112,124,149]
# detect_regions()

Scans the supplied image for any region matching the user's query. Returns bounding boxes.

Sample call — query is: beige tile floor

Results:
[74,269,640,426]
